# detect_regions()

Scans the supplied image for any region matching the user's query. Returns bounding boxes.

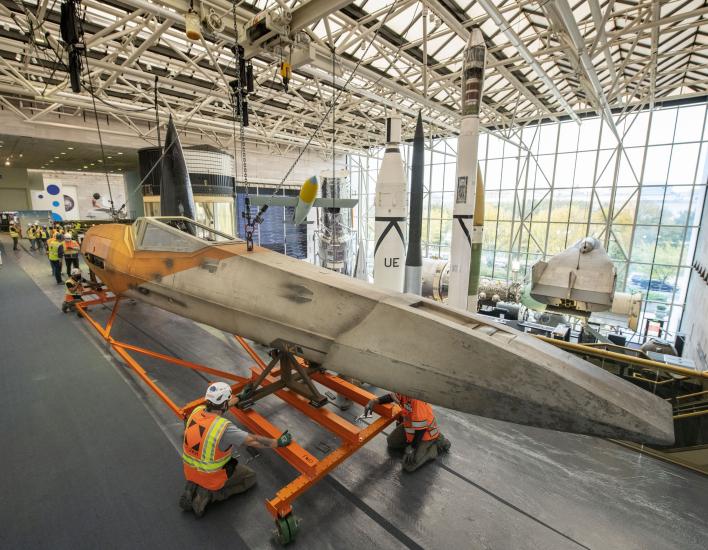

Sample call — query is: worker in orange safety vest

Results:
[365,393,451,472]
[180,382,293,517]
[62,232,80,276]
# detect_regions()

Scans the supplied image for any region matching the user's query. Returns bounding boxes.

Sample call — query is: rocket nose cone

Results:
[468,27,484,48]
[414,112,424,139]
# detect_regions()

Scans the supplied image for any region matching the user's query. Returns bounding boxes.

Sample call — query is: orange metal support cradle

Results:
[75,293,399,526]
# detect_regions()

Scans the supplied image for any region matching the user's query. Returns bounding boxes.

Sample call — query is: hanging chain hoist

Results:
[230,1,264,251]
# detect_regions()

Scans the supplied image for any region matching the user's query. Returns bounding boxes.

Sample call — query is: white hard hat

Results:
[71,268,81,276]
[64,232,72,240]
[205,382,231,406]
[34,220,39,224]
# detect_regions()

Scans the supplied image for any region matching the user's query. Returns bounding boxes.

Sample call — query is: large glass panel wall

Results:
[348,101,708,336]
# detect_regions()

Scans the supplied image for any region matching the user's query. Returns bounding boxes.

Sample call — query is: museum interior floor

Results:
[2,235,707,550]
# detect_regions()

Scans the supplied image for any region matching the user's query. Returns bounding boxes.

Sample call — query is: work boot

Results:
[436,435,451,454]
[179,481,197,512]
[191,486,212,518]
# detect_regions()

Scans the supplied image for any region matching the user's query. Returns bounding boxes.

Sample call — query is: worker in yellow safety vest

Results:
[179,382,293,517]
[9,223,19,250]
[47,233,65,284]
[27,224,37,251]
[62,232,80,277]
[365,393,451,472]
[37,225,47,252]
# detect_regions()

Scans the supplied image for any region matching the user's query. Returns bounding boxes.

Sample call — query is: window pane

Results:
[667,143,700,186]
[554,153,576,188]
[661,186,692,226]
[648,108,677,145]
[631,226,659,262]
[623,111,650,147]
[538,124,557,154]
[500,157,518,189]
[642,146,671,185]
[558,121,579,153]
[674,105,705,143]
[550,189,572,222]
[617,147,643,186]
[570,188,591,221]
[578,117,601,150]
[637,187,664,224]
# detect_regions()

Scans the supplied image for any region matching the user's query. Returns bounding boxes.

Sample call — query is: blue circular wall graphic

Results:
[51,212,63,221]
[46,184,61,195]
[52,200,60,207]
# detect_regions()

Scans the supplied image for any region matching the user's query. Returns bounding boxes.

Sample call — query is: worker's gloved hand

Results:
[237,384,254,401]
[276,430,292,448]
[364,398,377,417]
[403,445,416,466]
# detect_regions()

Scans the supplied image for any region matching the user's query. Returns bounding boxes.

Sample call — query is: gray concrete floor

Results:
[2,234,708,549]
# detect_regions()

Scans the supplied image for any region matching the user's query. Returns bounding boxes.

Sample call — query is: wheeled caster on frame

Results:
[274,513,300,545]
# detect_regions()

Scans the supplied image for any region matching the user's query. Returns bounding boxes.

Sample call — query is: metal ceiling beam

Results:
[588,0,617,80]
[289,0,353,33]
[474,0,580,123]
[421,0,556,120]
[548,0,620,140]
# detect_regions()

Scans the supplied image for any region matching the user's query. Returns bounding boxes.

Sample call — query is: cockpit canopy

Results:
[133,217,240,253]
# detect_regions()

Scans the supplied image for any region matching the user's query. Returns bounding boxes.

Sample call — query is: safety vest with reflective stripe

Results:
[47,240,63,261]
[27,227,36,238]
[9,226,19,237]
[64,239,79,256]
[40,228,47,239]
[395,394,440,443]
[182,405,233,490]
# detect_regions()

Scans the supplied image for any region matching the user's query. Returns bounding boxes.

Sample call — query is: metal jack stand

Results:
[238,343,329,410]
[75,293,400,546]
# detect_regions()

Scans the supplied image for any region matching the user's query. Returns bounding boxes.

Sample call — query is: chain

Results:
[231,0,261,250]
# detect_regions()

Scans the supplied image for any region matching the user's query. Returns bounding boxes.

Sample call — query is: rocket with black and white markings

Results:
[373,113,407,292]
[404,112,425,295]
[448,27,486,311]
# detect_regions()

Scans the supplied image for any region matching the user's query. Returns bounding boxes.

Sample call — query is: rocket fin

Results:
[160,116,196,231]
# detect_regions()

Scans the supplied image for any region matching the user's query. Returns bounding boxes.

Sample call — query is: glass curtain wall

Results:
[348,101,708,336]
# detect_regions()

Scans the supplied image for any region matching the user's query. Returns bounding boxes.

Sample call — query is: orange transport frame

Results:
[75,292,400,523]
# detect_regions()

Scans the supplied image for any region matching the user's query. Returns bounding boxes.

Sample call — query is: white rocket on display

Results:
[373,113,407,292]
[448,27,486,311]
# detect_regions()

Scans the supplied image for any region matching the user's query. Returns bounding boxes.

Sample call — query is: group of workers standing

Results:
[7,220,87,312]
[179,382,451,518]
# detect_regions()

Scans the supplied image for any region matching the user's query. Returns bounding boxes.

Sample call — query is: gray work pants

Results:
[386,424,440,472]
[211,463,257,502]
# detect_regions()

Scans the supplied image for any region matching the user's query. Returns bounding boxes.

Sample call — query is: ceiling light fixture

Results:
[4,160,10,166]
[67,147,74,150]
[117,152,123,155]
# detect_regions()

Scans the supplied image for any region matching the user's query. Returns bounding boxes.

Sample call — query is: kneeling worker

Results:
[365,393,451,472]
[181,382,292,517]
[63,268,87,313]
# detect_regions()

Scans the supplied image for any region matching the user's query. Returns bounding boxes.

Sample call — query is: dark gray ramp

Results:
[0,243,247,549]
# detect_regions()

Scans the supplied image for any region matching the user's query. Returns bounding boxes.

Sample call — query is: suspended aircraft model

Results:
[249,176,358,225]
[81,216,673,446]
